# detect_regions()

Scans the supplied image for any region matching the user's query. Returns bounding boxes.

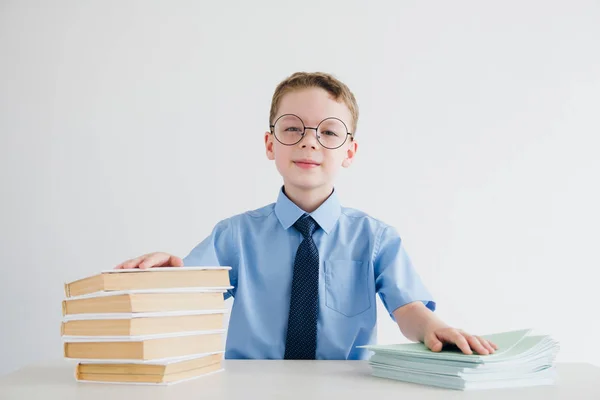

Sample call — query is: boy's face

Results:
[265,87,358,196]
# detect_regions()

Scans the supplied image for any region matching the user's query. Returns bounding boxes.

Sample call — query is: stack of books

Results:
[61,266,232,385]
[360,329,559,390]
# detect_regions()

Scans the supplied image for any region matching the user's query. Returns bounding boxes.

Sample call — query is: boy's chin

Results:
[284,176,332,192]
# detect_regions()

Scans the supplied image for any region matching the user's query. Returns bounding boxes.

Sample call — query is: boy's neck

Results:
[283,184,334,213]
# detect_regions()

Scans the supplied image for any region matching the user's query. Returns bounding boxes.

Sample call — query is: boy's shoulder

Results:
[217,202,276,223]
[340,205,378,220]
[245,202,277,219]
[340,205,395,232]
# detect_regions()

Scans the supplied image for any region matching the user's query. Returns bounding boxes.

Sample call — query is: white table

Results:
[1,360,599,399]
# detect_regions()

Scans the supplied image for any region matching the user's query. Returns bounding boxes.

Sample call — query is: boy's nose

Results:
[300,128,320,149]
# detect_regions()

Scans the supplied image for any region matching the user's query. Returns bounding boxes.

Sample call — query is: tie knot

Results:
[293,214,318,238]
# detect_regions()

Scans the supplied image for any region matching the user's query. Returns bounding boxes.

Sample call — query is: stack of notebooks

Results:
[360,329,559,391]
[61,266,232,385]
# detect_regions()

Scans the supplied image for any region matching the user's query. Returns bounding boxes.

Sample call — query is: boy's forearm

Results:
[392,301,449,343]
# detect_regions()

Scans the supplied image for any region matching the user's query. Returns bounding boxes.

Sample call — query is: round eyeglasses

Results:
[270,114,354,149]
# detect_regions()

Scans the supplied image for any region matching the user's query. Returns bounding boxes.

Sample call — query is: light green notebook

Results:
[360,329,556,363]
[370,366,557,391]
[359,329,559,390]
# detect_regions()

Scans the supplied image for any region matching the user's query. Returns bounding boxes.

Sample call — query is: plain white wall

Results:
[1,0,599,376]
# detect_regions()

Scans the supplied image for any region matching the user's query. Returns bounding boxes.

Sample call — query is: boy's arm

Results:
[373,225,436,319]
[114,218,238,300]
[373,225,497,355]
[181,217,239,300]
[392,301,497,355]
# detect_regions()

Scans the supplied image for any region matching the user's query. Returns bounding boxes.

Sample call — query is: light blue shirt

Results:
[182,187,436,360]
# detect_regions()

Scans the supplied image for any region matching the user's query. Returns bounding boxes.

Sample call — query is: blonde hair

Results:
[269,72,359,134]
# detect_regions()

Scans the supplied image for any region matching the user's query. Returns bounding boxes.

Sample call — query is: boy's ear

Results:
[342,140,358,168]
[265,131,275,160]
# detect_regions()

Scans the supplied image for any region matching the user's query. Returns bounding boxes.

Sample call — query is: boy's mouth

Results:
[293,159,321,169]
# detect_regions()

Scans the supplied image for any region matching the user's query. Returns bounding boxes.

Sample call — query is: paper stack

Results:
[60,266,233,385]
[360,329,559,390]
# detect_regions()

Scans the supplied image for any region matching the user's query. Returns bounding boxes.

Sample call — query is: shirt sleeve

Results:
[373,225,436,320]
[181,217,238,300]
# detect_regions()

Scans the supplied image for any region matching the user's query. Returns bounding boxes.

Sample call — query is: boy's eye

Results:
[285,127,303,132]
[321,130,339,137]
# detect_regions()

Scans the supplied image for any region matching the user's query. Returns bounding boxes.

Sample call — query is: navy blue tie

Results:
[284,214,320,360]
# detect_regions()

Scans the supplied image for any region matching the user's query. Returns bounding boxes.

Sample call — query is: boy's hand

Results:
[424,326,498,355]
[114,252,184,270]
[393,302,498,356]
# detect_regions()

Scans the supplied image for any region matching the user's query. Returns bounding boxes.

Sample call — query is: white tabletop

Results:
[1,360,599,399]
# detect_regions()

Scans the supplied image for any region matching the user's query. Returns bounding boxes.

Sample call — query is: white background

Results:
[1,0,599,376]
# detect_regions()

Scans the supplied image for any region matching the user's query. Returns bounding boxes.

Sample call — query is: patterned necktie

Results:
[284,213,320,360]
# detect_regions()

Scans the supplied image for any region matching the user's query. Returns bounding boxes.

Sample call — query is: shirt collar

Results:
[274,186,341,234]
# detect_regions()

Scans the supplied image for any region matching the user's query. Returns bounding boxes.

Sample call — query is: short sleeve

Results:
[182,218,238,300]
[373,225,436,320]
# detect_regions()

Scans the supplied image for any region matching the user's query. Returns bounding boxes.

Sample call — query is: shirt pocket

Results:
[324,260,371,317]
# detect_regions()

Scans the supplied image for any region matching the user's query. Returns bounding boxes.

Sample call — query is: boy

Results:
[115,72,497,360]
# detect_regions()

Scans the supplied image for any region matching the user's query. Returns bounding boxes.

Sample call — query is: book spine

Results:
[64,282,71,298]
[127,294,136,313]
[62,300,67,316]
[75,363,81,381]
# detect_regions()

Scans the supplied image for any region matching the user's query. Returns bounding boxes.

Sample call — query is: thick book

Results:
[63,267,232,298]
[61,310,227,336]
[63,330,225,360]
[77,361,223,385]
[75,352,224,384]
[359,329,559,390]
[62,290,226,315]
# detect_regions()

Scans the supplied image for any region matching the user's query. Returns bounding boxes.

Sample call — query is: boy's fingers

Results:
[114,259,131,269]
[425,332,443,352]
[434,330,472,355]
[477,337,495,353]
[452,333,473,355]
[138,253,182,269]
[465,335,488,355]
[119,256,144,269]
[426,330,496,356]
[170,256,184,267]
[138,253,167,269]
[115,253,182,270]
